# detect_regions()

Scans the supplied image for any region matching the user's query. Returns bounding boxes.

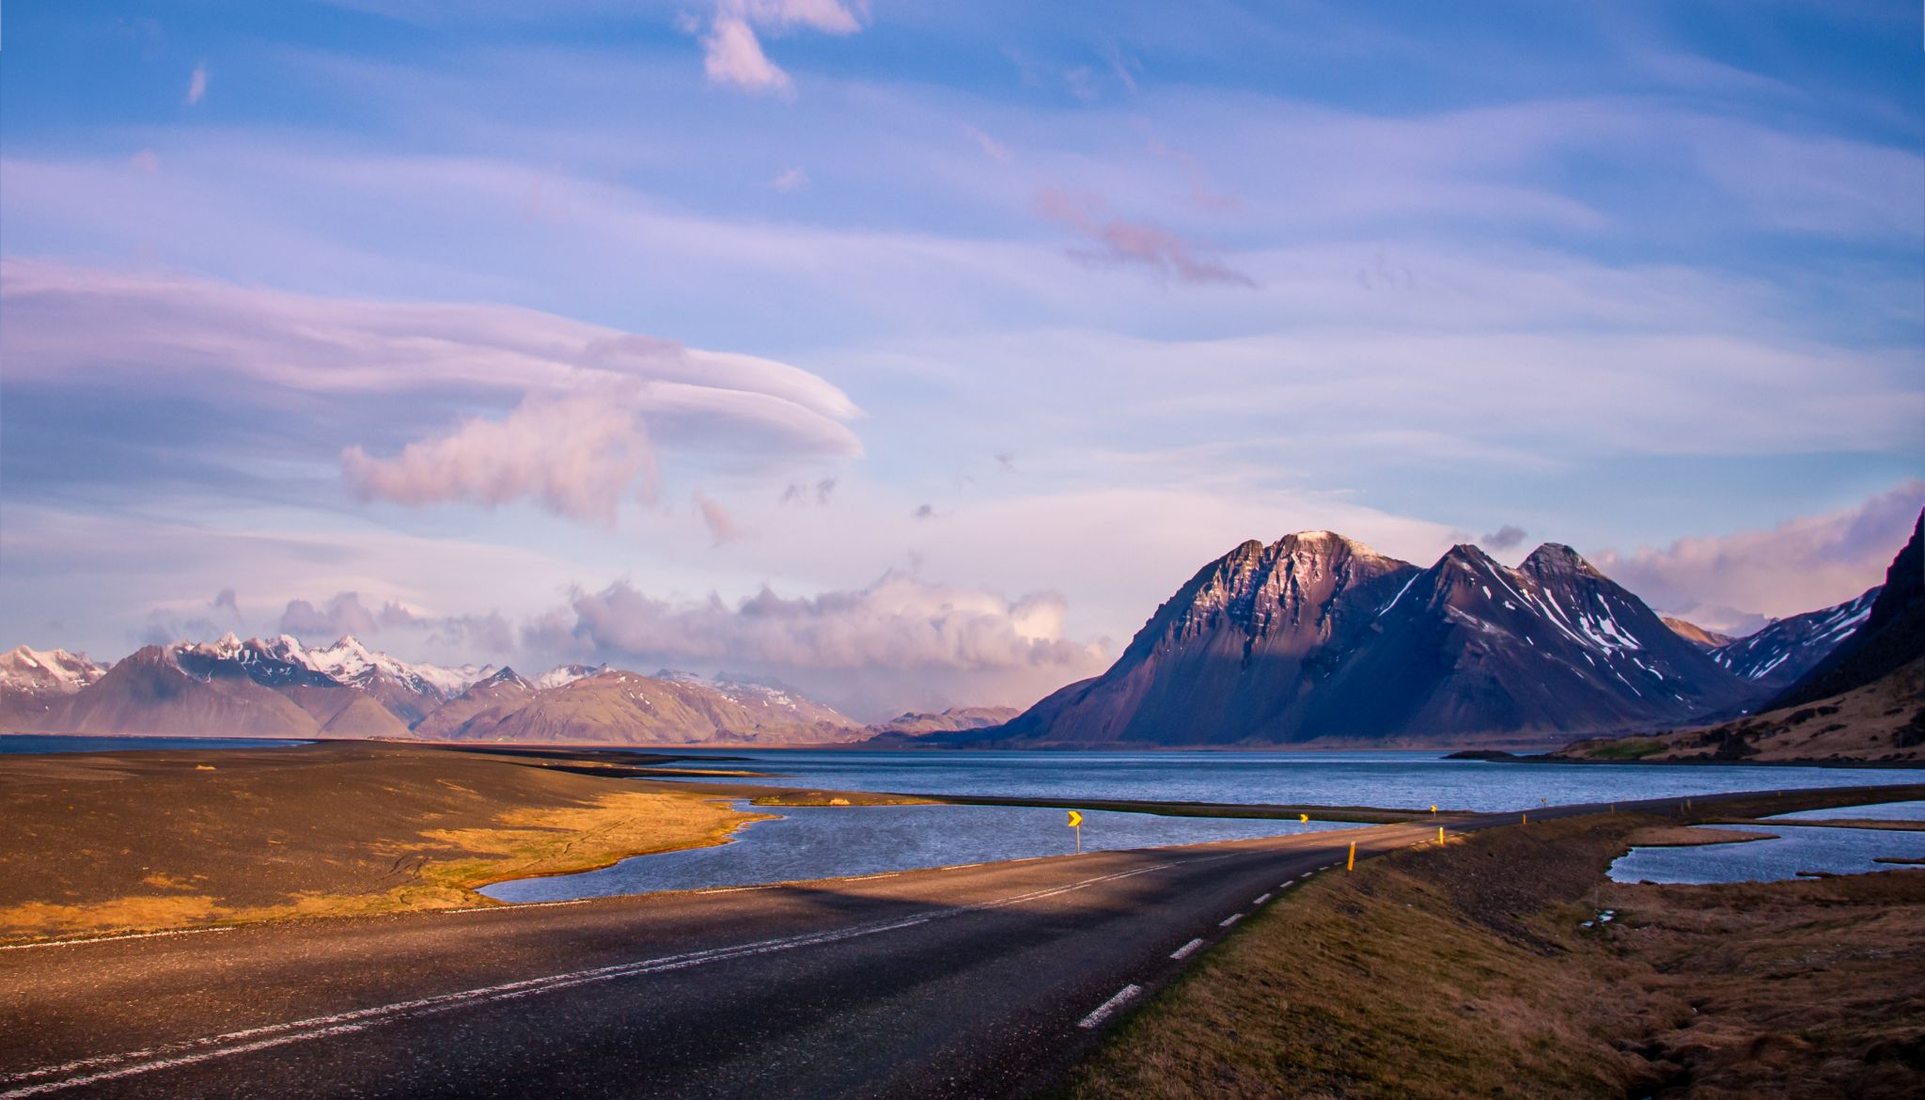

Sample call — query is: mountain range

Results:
[975,530,1900,747]
[5,519,1913,750]
[0,635,869,746]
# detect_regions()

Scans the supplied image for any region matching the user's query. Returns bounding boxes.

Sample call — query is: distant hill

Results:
[865,706,1020,742]
[421,669,860,745]
[1661,617,1733,650]
[982,531,1785,747]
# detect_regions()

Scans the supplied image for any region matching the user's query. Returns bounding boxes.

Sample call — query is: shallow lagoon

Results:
[483,802,1355,902]
[1609,823,1925,885]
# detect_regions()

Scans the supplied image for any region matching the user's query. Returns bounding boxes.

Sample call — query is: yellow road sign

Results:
[1298,813,1308,823]
[1067,810,1083,828]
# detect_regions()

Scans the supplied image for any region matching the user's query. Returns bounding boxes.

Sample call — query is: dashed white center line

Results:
[1252,893,1272,905]
[1218,912,1244,928]
[1169,938,1204,961]
[1078,984,1144,1029]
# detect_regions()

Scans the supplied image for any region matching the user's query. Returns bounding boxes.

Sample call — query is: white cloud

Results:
[696,0,865,96]
[526,571,1108,717]
[1591,480,1924,626]
[770,166,809,191]
[702,15,792,95]
[185,64,208,106]
[342,393,658,524]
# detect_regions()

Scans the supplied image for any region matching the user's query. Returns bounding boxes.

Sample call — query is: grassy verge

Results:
[1063,812,1925,1099]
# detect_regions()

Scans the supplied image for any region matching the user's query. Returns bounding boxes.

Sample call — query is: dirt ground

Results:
[0,741,762,940]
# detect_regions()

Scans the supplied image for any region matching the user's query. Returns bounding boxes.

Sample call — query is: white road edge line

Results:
[0,855,1233,1098]
[442,899,595,915]
[1077,984,1144,1029]
[1218,913,1244,928]
[1253,893,1272,905]
[1168,938,1204,961]
[0,927,235,952]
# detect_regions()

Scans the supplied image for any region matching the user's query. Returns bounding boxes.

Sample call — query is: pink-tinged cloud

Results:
[703,15,792,95]
[962,124,1012,164]
[184,65,208,106]
[341,394,658,525]
[1035,188,1256,288]
[697,0,864,96]
[1591,480,1925,630]
[693,491,742,546]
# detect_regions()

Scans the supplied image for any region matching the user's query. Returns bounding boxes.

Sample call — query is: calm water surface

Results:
[483,802,1355,903]
[660,749,1919,813]
[0,734,309,754]
[1609,823,1925,884]
[1766,800,1925,822]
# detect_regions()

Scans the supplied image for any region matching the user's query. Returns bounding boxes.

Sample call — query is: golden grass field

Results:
[0,742,765,940]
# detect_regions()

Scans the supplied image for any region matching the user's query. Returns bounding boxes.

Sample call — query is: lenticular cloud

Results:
[0,259,863,525]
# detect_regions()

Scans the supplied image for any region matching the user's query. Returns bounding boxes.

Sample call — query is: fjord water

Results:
[483,803,1358,903]
[660,749,1920,813]
[0,734,309,754]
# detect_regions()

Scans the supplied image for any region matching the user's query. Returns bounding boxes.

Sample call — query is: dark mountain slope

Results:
[1771,510,1924,710]
[991,533,1755,746]
[1708,587,1879,692]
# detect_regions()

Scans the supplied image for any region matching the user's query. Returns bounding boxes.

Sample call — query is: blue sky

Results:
[2,1,1921,716]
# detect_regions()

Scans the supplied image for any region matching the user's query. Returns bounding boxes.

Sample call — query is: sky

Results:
[1,1,1921,719]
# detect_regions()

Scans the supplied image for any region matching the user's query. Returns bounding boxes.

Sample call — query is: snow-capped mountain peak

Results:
[0,646,107,694]
[304,636,491,698]
[534,664,608,690]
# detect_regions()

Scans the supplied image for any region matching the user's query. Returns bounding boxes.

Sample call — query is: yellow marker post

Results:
[1067,810,1083,853]
[1437,826,1445,844]
[1346,841,1356,871]
[1522,812,1528,825]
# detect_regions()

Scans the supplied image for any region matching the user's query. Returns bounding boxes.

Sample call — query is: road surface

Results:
[2,785,1915,1098]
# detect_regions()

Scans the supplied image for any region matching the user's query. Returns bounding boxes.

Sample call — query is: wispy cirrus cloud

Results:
[1034,187,1255,288]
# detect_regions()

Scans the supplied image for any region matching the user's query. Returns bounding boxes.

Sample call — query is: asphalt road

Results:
[3,784,1918,1099]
